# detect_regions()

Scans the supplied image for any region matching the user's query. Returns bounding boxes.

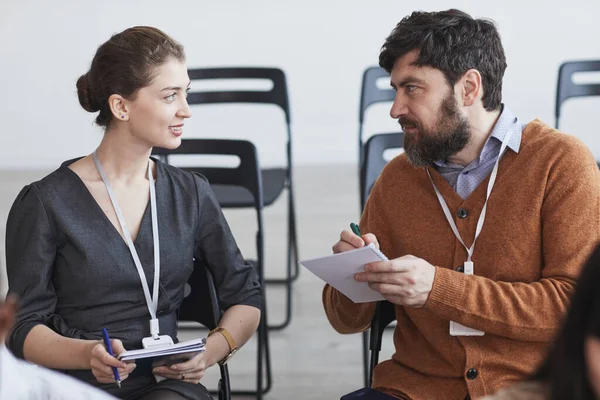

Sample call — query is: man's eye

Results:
[406,85,417,92]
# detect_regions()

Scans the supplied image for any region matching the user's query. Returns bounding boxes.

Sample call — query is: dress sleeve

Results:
[5,185,59,358]
[192,173,262,311]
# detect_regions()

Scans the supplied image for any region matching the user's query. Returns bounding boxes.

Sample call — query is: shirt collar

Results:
[487,105,521,154]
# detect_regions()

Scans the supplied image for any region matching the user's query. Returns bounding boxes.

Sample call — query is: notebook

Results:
[299,243,388,303]
[118,337,206,367]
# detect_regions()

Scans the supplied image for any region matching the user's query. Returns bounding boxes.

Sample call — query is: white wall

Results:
[1,0,600,169]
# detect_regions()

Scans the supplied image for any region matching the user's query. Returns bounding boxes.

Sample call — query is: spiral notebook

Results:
[299,243,388,303]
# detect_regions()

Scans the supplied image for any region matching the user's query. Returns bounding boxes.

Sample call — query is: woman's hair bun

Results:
[76,73,99,113]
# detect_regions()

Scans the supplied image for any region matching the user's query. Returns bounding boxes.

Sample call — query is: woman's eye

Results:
[166,93,176,102]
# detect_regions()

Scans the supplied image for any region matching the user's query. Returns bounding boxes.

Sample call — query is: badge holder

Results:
[142,319,174,348]
[450,261,485,337]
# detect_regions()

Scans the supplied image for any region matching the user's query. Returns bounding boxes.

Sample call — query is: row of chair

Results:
[161,60,600,399]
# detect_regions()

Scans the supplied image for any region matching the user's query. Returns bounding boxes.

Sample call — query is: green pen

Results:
[350,222,361,236]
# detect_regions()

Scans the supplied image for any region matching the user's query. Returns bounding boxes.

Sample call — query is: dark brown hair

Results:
[530,244,600,400]
[76,26,185,127]
[379,9,506,111]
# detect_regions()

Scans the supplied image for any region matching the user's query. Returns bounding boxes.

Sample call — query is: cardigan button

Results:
[466,368,478,380]
[457,208,469,219]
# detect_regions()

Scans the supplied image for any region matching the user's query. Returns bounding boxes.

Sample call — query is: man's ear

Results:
[460,69,483,107]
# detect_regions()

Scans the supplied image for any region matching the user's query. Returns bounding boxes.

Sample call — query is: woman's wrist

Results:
[205,333,230,367]
[80,339,101,369]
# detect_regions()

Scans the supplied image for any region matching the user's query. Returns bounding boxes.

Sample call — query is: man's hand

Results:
[354,255,436,307]
[332,229,379,254]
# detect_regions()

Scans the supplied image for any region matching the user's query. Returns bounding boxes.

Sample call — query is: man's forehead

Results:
[391,61,427,83]
[390,56,445,84]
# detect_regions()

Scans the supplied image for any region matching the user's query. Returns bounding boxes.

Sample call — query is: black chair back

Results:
[359,67,395,123]
[358,67,396,166]
[360,133,404,210]
[187,67,291,124]
[555,60,600,128]
[153,139,263,210]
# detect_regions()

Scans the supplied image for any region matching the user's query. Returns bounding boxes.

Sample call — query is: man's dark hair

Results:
[379,9,506,111]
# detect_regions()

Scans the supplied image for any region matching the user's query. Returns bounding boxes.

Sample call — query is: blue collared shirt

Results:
[433,105,524,199]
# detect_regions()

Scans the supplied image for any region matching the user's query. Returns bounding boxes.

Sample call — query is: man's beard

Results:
[400,93,471,167]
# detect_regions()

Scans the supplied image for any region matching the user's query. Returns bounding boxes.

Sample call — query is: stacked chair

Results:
[357,66,402,387]
[154,66,299,398]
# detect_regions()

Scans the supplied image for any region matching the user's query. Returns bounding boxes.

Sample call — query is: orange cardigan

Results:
[323,120,600,399]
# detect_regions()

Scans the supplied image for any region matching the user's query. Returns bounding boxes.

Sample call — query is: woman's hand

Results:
[90,339,136,384]
[152,352,208,384]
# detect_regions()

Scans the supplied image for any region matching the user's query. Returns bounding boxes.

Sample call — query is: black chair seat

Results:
[209,168,286,208]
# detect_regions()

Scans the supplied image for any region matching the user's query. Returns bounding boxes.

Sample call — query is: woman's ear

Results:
[108,94,130,122]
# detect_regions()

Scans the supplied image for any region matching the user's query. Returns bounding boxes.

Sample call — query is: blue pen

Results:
[101,328,122,388]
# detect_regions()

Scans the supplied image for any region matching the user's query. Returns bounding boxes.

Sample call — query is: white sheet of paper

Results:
[299,243,388,303]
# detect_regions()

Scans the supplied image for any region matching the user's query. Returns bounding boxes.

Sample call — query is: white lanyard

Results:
[426,127,515,275]
[93,151,161,339]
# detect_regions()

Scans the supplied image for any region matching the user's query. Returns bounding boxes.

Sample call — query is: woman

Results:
[484,243,600,400]
[5,26,261,400]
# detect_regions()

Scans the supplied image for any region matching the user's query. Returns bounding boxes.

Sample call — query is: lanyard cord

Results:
[426,127,516,267]
[93,151,161,337]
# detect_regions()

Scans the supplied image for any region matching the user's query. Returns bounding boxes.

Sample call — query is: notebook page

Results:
[299,243,387,303]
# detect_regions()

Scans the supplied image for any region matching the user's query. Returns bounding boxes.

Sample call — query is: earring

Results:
[121,115,125,119]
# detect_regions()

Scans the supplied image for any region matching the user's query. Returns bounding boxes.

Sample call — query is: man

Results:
[323,9,600,400]
[0,294,116,399]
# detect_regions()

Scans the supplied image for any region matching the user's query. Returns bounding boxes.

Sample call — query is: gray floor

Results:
[0,165,396,400]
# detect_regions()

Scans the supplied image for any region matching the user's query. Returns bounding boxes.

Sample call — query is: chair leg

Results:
[266,186,297,330]
[262,307,273,392]
[257,308,264,400]
[362,330,369,387]
[217,378,224,400]
[229,256,273,398]
[219,364,231,400]
[289,183,300,281]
